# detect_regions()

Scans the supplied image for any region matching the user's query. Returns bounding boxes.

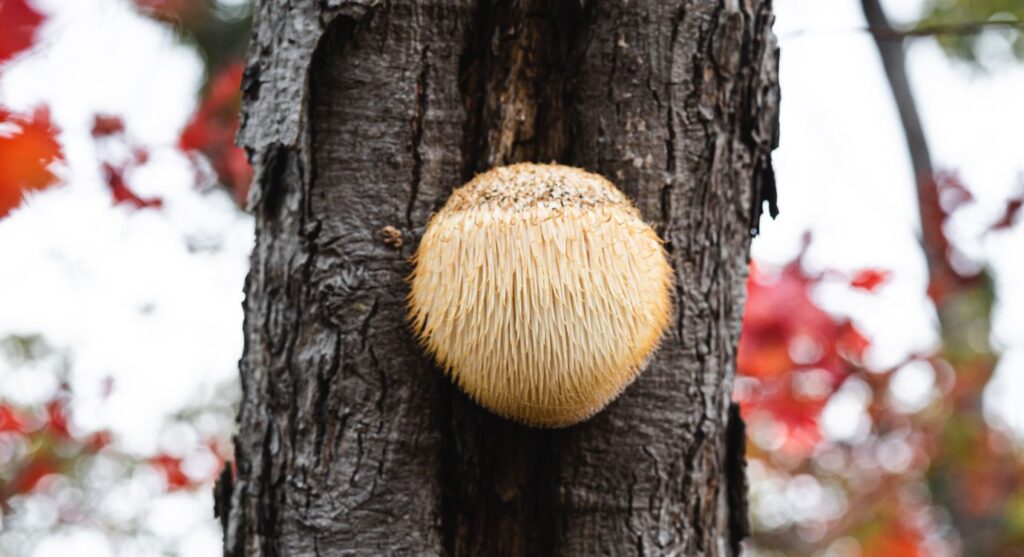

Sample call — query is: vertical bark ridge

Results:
[229,3,468,555]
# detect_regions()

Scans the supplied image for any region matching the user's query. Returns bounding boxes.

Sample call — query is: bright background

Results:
[0,0,1020,555]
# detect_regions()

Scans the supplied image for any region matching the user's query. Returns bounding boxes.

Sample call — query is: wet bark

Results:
[219,1,779,555]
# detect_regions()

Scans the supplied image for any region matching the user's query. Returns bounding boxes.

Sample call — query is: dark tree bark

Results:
[219,1,779,555]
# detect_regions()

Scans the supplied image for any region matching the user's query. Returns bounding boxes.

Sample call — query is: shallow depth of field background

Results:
[0,0,1022,555]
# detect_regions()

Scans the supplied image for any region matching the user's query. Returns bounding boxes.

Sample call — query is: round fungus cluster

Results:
[408,163,673,427]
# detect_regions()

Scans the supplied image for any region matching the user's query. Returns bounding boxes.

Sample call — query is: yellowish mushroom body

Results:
[409,163,673,427]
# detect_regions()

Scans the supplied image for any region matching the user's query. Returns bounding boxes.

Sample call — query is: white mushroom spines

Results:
[408,163,673,427]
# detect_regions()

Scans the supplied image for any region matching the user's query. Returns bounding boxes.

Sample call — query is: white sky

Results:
[0,0,1021,555]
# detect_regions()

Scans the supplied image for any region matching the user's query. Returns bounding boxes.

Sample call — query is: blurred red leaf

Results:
[935,170,973,213]
[919,172,980,302]
[739,377,828,454]
[860,520,925,557]
[850,268,891,292]
[0,404,25,433]
[991,194,1022,231]
[737,257,873,456]
[45,399,70,438]
[90,114,125,138]
[0,396,115,503]
[85,431,112,452]
[739,262,866,380]
[102,163,162,209]
[0,106,63,218]
[133,146,149,165]
[0,0,45,65]
[149,453,191,490]
[837,322,870,362]
[179,61,251,205]
[7,456,57,495]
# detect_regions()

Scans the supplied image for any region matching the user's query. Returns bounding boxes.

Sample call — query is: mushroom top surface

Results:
[442,163,636,215]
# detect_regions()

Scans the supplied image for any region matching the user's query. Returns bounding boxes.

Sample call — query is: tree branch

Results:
[876,19,1024,40]
[860,0,959,309]
[782,19,1024,40]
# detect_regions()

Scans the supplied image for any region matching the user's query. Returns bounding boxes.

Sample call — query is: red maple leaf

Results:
[0,106,63,218]
[850,268,891,292]
[0,0,45,65]
[179,61,252,205]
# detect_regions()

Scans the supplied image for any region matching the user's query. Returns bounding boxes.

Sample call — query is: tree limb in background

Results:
[861,1,1024,555]
[860,0,966,309]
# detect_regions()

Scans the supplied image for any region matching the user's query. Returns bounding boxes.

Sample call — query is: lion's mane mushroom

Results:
[408,163,673,427]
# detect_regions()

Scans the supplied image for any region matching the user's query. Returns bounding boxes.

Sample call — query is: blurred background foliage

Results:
[0,0,1023,556]
[919,0,1024,62]
[1,0,250,554]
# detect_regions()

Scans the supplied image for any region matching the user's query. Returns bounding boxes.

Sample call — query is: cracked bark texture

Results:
[220,1,779,556]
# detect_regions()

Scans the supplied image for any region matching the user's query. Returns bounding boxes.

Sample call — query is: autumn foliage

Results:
[737,257,873,456]
[0,0,251,219]
[740,174,1024,554]
[0,107,63,218]
[179,62,252,205]
[737,253,940,554]
[0,0,247,534]
[0,392,112,509]
[0,337,228,521]
[0,0,63,218]
[0,0,45,65]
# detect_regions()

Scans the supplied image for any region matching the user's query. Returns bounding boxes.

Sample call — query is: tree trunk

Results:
[218,1,779,555]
